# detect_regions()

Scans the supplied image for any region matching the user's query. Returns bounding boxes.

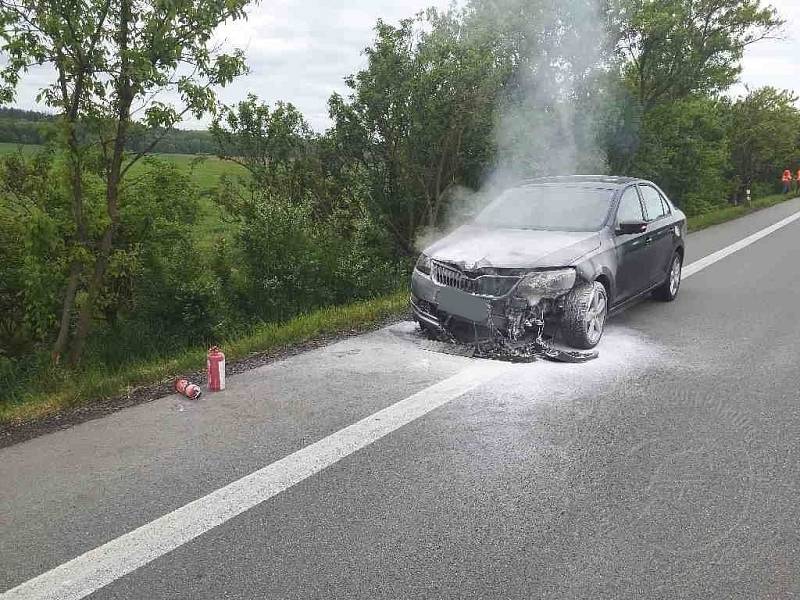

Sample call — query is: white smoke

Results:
[417,0,615,251]
[488,0,613,182]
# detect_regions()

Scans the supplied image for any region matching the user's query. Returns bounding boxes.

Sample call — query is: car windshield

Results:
[474,185,615,232]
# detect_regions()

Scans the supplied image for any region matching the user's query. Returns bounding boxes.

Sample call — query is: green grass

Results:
[0,143,248,247]
[0,142,247,192]
[130,152,248,191]
[0,290,409,425]
[686,193,792,232]
[0,141,40,155]
[126,153,248,247]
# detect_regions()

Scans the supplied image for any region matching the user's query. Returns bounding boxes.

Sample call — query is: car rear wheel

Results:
[562,281,608,349]
[654,252,682,302]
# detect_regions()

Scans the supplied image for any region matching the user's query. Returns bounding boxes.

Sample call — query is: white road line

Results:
[1,361,510,600]
[683,209,800,279]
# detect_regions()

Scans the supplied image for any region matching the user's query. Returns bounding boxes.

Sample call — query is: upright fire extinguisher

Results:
[207,346,226,392]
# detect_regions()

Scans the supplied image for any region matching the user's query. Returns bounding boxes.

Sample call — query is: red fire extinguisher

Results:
[175,378,202,400]
[207,346,226,392]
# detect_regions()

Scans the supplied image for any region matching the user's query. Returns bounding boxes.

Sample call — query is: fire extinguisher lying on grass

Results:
[207,346,226,392]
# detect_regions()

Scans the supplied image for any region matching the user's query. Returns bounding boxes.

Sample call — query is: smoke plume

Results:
[417,0,615,251]
[487,0,613,183]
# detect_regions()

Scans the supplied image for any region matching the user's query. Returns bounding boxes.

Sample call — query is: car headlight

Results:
[415,253,432,276]
[515,268,577,302]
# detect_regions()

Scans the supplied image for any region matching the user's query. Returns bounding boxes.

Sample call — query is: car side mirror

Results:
[616,220,648,235]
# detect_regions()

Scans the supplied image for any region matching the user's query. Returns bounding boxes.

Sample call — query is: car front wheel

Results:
[562,281,608,349]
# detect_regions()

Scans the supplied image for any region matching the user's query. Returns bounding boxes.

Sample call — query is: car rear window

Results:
[474,185,614,232]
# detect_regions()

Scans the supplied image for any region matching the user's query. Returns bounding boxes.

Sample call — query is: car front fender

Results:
[573,250,617,303]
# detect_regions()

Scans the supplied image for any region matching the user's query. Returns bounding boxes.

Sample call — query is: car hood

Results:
[424,226,602,270]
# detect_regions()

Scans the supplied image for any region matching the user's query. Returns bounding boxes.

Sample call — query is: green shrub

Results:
[0,148,73,355]
[629,98,732,215]
[232,196,403,323]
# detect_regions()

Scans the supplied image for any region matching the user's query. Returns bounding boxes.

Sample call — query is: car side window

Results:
[616,187,645,225]
[640,185,667,221]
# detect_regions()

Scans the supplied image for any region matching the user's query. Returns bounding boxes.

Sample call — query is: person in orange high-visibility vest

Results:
[782,169,792,194]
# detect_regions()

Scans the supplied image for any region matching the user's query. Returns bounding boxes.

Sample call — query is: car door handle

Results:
[645,236,654,245]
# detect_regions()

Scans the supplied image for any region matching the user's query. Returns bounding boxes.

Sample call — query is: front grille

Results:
[431,261,520,297]
[432,261,478,293]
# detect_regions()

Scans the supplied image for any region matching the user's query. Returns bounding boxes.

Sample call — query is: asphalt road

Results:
[2,198,800,599]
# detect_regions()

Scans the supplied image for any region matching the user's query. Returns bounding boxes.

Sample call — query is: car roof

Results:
[516,175,641,188]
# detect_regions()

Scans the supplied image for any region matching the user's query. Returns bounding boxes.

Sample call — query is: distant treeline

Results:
[0,107,217,154]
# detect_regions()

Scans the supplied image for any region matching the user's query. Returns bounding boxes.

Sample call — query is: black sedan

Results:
[411,176,687,349]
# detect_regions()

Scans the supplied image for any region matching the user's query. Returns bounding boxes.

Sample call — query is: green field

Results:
[0,142,247,190]
[0,142,249,246]
[125,152,249,246]
[0,141,39,155]
[131,151,249,191]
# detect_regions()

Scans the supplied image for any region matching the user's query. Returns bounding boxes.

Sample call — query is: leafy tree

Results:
[330,9,506,254]
[0,0,251,363]
[616,0,783,109]
[0,149,74,357]
[727,87,800,199]
[211,95,404,324]
[212,95,323,205]
[629,96,731,214]
[464,0,617,177]
[104,159,220,345]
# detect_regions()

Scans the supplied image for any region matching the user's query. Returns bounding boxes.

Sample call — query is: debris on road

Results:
[417,303,599,364]
[175,378,202,400]
[474,337,599,364]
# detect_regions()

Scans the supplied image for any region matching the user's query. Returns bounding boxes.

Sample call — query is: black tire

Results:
[561,281,608,350]
[653,252,682,302]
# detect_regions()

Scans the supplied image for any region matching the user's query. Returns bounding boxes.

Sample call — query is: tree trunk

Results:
[50,38,93,360]
[68,226,115,364]
[68,0,133,365]
[52,261,81,363]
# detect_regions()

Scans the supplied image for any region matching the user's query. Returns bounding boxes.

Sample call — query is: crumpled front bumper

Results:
[410,269,512,335]
[410,267,599,363]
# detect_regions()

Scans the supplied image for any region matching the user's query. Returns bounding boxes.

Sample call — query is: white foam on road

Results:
[5,206,800,600]
[683,209,800,279]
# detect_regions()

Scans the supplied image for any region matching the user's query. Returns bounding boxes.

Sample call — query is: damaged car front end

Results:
[411,258,600,363]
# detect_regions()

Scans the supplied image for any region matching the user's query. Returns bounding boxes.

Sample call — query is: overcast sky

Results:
[209,0,453,129]
[7,0,799,131]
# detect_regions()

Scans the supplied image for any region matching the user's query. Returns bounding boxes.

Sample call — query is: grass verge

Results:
[686,193,793,232]
[0,290,409,426]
